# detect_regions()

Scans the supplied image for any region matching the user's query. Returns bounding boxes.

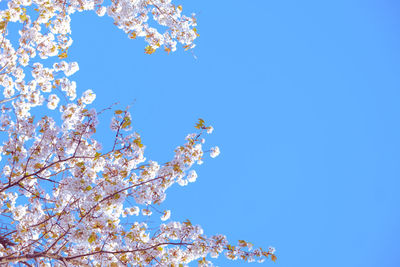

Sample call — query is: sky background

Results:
[6,0,400,266]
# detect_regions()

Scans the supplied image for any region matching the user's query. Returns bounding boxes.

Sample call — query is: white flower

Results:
[128,206,140,216]
[207,126,214,134]
[210,146,220,158]
[177,178,188,186]
[186,133,197,140]
[140,231,150,243]
[142,208,152,216]
[41,82,52,92]
[161,210,171,221]
[13,205,28,221]
[47,94,60,110]
[81,89,96,104]
[187,170,197,183]
[53,61,67,72]
[3,87,15,98]
[64,62,79,76]
[96,6,107,16]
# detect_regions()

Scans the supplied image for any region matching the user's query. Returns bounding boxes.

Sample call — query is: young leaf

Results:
[88,232,97,244]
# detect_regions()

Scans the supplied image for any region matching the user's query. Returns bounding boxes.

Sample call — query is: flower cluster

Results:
[0,1,276,266]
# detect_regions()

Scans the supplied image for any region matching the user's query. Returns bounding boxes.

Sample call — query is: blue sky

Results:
[5,0,400,266]
[69,1,400,266]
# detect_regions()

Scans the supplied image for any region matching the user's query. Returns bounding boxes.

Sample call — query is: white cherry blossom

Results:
[210,146,221,158]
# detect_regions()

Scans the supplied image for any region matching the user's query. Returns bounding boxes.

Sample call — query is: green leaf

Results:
[58,52,68,59]
[195,118,205,129]
[0,21,7,30]
[88,232,97,244]
[144,45,156,54]
[121,117,131,129]
[94,195,102,202]
[20,14,28,22]
[133,138,143,148]
[183,219,192,226]
[94,152,101,160]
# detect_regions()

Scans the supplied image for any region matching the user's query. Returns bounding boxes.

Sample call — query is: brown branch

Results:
[0,235,15,248]
[0,242,191,265]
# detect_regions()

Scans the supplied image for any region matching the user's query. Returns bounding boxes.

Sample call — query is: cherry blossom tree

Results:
[0,0,276,266]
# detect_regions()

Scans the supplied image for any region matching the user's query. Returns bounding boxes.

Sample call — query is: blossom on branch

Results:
[0,0,276,265]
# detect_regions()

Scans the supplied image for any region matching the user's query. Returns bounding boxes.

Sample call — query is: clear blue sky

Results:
[18,0,400,266]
